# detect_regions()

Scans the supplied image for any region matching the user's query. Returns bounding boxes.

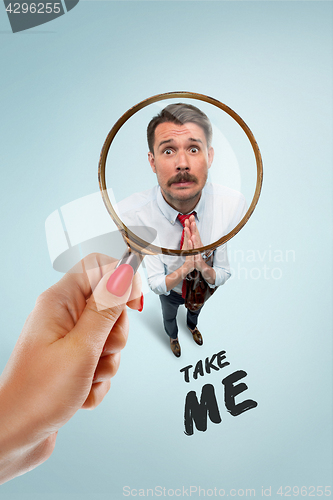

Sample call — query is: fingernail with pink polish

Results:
[138,292,144,312]
[106,264,134,297]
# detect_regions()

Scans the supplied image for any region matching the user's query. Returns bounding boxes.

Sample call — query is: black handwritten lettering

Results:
[205,354,219,373]
[184,384,222,436]
[216,350,229,369]
[193,360,204,379]
[222,370,258,416]
[180,350,230,382]
[180,365,193,383]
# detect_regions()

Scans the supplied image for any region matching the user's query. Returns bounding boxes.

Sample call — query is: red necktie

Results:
[177,212,196,298]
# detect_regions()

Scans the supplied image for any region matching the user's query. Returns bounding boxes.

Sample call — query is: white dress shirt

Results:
[116,182,246,295]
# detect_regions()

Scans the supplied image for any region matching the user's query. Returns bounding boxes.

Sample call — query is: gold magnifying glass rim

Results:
[98,91,263,257]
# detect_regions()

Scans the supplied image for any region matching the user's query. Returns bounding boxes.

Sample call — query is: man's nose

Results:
[176,150,189,171]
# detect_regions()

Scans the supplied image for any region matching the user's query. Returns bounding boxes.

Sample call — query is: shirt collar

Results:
[156,185,206,225]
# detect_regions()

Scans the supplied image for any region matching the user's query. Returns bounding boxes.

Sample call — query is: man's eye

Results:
[190,147,199,153]
[164,149,173,155]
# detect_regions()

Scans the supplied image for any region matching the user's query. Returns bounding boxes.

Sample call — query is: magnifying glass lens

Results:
[99,92,263,257]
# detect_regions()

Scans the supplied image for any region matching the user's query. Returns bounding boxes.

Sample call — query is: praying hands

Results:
[183,215,216,285]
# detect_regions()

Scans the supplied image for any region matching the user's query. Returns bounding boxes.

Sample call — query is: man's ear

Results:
[148,152,156,173]
[207,147,214,169]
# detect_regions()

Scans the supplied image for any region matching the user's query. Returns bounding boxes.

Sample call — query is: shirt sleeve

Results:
[144,254,170,296]
[207,243,231,289]
[206,192,247,288]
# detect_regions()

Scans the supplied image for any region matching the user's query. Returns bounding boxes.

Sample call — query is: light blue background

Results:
[0,1,332,499]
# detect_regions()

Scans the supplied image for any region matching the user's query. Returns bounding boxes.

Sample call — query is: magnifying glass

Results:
[98,91,263,291]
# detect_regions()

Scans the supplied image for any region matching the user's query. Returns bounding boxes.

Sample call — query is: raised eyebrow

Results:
[158,139,174,149]
[158,137,203,149]
[188,137,203,145]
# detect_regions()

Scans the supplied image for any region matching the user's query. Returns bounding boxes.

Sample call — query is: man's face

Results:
[148,121,214,209]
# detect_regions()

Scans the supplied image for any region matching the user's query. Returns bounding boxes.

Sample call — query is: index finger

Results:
[182,227,191,250]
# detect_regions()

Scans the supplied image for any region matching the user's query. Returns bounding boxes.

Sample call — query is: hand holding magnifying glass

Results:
[0,253,142,485]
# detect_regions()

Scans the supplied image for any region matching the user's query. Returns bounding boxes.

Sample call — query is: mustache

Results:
[167,172,198,186]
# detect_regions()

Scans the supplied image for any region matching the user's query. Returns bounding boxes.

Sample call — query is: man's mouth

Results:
[172,181,194,187]
[168,174,198,187]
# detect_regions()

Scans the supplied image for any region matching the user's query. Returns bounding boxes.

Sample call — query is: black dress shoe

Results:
[188,326,203,346]
[170,338,181,357]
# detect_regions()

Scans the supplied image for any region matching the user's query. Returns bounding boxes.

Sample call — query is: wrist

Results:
[0,433,56,485]
[0,383,33,456]
[195,250,214,271]
[0,386,56,484]
[0,378,57,482]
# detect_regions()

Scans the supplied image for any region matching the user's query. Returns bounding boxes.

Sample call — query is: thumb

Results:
[65,266,134,364]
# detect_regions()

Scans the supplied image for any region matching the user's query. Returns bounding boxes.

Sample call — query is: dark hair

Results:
[147,103,212,153]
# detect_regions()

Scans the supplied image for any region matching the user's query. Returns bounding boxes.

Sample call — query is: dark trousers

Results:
[159,290,202,340]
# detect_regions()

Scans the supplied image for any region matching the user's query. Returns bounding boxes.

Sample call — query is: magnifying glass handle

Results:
[115,247,143,275]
